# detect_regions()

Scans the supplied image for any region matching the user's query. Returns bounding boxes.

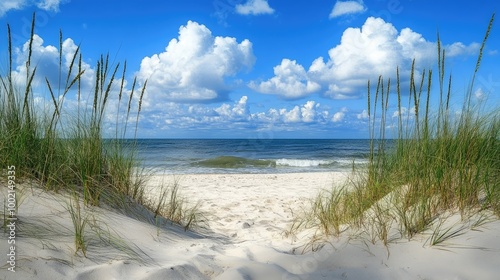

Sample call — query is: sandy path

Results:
[146,172,350,250]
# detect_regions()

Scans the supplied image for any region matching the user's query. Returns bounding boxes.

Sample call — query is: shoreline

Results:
[142,165,364,176]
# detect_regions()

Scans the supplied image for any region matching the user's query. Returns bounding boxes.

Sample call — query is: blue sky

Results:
[1,0,499,138]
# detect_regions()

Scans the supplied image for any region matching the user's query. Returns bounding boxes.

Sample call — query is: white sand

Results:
[1,172,500,279]
[146,172,349,250]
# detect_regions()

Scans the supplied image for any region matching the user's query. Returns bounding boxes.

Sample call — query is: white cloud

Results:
[332,112,344,122]
[253,17,480,100]
[137,21,255,104]
[392,107,407,118]
[97,92,360,136]
[281,106,301,123]
[473,88,487,101]
[317,17,410,98]
[396,28,435,64]
[357,109,369,120]
[251,100,330,124]
[236,0,274,16]
[0,0,66,17]
[133,96,257,134]
[249,59,321,99]
[332,107,348,122]
[329,0,366,19]
[36,0,67,12]
[392,107,416,119]
[8,35,151,140]
[215,96,249,119]
[301,101,317,122]
[0,0,26,17]
[141,97,331,130]
[12,34,95,91]
[446,42,481,57]
[9,34,144,136]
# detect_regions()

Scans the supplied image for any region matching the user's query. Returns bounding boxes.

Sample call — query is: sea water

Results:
[129,139,372,174]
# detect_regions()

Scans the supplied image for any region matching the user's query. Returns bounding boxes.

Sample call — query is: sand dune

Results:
[1,172,499,279]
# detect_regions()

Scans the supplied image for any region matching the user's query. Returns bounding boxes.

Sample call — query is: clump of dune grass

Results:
[290,13,499,249]
[0,14,203,258]
[0,14,147,208]
[144,177,205,231]
[67,192,89,257]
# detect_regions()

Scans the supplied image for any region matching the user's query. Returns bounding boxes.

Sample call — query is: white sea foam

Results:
[334,158,369,165]
[275,159,334,167]
[275,158,369,167]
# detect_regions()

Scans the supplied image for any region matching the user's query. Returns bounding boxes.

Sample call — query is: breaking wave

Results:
[193,156,367,169]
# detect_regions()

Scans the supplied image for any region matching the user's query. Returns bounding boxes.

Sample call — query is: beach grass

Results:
[291,13,499,248]
[67,192,89,257]
[0,14,139,201]
[144,177,205,231]
[0,14,202,255]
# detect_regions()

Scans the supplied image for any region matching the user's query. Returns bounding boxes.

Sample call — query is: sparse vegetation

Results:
[67,192,89,257]
[290,13,499,249]
[144,177,205,231]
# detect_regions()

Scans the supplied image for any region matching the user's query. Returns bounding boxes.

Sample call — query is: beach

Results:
[1,5,499,279]
[146,172,350,250]
[2,171,500,279]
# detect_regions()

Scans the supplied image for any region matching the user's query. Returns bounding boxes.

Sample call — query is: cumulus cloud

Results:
[12,34,95,90]
[329,0,366,19]
[301,101,317,122]
[112,92,366,137]
[446,42,481,57]
[249,59,321,99]
[128,96,248,134]
[236,0,274,16]
[140,96,331,127]
[8,33,147,138]
[392,107,416,119]
[0,0,67,17]
[252,17,480,100]
[357,109,369,120]
[251,100,330,125]
[137,21,255,104]
[36,0,67,12]
[281,106,301,123]
[0,0,26,16]
[332,107,348,122]
[214,96,249,120]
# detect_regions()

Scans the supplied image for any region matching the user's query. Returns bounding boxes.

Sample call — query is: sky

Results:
[0,0,499,139]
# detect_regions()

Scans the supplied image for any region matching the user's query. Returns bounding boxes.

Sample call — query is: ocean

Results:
[131,139,371,174]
